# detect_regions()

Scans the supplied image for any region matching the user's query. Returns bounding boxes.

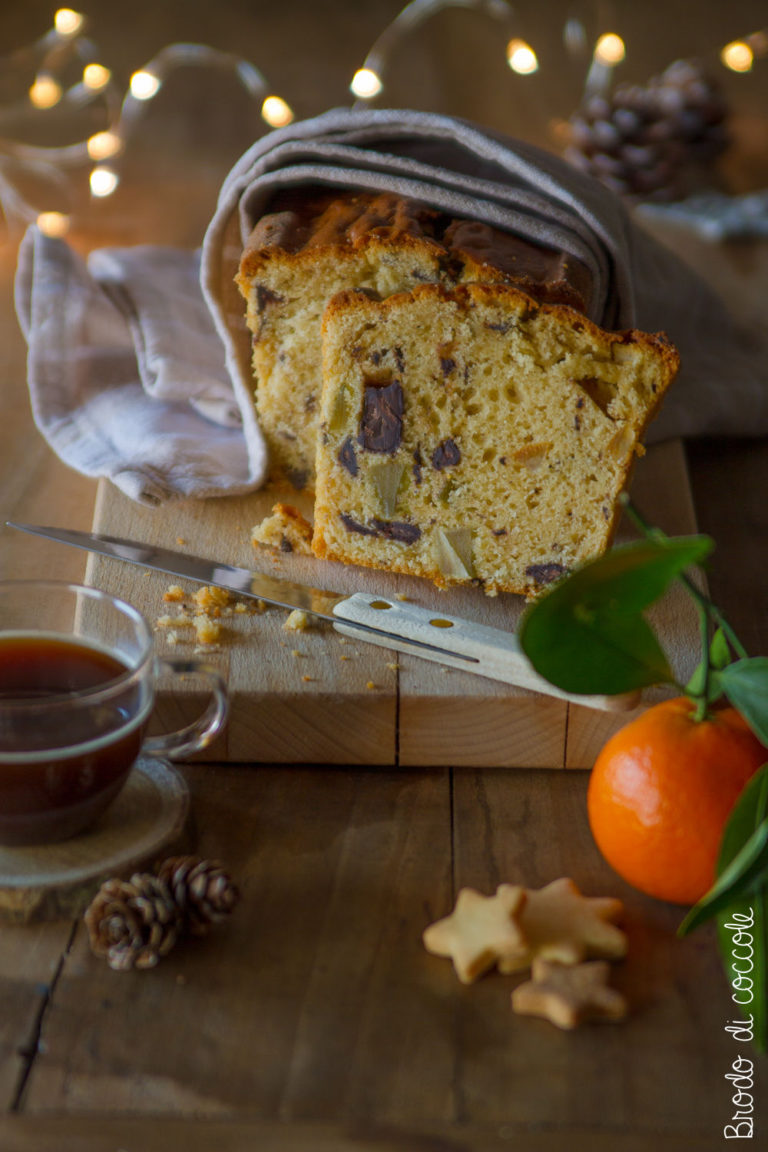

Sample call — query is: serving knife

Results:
[7,522,638,712]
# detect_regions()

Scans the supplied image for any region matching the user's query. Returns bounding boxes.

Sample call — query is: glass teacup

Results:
[0,580,227,846]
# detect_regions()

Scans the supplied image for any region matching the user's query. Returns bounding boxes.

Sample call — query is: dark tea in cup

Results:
[0,633,148,845]
[0,581,228,847]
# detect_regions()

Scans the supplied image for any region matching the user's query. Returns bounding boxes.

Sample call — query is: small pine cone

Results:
[85,874,182,971]
[566,58,729,202]
[156,855,240,936]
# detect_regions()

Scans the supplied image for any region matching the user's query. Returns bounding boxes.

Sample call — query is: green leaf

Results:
[685,662,723,705]
[680,764,768,1053]
[519,535,713,696]
[710,627,731,670]
[684,629,730,703]
[680,766,768,934]
[717,766,768,1054]
[721,658,768,746]
[678,817,768,935]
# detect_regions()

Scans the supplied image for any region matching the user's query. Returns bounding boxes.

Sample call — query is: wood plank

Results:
[20,763,456,1122]
[86,439,700,768]
[447,768,761,1135]
[17,763,765,1141]
[0,921,74,1112]
[87,482,399,765]
[0,1114,739,1152]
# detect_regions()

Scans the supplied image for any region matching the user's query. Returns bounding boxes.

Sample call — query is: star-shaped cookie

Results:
[512,958,628,1030]
[497,877,627,974]
[422,884,527,984]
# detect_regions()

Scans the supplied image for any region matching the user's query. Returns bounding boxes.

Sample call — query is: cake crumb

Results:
[163,584,185,602]
[194,585,231,611]
[284,609,310,632]
[176,537,187,546]
[290,648,305,658]
[366,680,376,690]
[252,503,313,555]
[386,662,399,671]
[156,613,193,629]
[193,614,221,645]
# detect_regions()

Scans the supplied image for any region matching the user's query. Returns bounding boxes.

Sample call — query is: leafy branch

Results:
[518,495,768,1053]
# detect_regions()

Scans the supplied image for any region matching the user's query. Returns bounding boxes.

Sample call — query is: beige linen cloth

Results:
[15,107,768,506]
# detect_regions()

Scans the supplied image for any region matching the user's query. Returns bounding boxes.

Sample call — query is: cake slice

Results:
[236,187,592,489]
[312,282,678,597]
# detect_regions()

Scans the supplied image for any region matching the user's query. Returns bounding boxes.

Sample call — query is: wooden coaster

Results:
[0,757,190,924]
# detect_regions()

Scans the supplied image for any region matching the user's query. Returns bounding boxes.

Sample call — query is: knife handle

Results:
[332,592,640,713]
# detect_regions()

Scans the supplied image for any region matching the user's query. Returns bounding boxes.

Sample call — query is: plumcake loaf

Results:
[236,187,593,488]
[312,282,678,597]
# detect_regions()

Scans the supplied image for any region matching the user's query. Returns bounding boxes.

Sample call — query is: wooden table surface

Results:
[1,3,768,1149]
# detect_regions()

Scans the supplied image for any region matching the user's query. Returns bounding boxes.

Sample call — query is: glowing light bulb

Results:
[87,131,122,161]
[721,40,754,73]
[594,32,625,65]
[54,8,84,37]
[350,68,383,99]
[261,95,294,128]
[506,40,538,75]
[29,75,63,110]
[83,63,111,91]
[130,70,161,100]
[90,166,119,198]
[36,212,70,238]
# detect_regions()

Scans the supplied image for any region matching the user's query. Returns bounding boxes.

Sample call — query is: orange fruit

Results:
[587,697,767,906]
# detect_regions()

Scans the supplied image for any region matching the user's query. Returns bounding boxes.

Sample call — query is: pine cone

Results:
[566,58,729,202]
[156,855,240,936]
[85,874,182,971]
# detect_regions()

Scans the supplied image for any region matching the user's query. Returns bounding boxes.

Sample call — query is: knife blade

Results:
[6,522,639,712]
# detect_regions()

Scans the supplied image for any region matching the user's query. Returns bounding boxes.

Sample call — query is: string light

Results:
[82,63,111,91]
[0,17,292,236]
[0,4,766,240]
[594,32,625,66]
[29,75,63,110]
[721,40,753,73]
[129,70,162,101]
[506,39,538,75]
[350,68,383,99]
[86,130,122,161]
[54,8,85,37]
[584,28,626,96]
[350,0,514,105]
[89,166,119,197]
[261,95,294,128]
[36,211,71,237]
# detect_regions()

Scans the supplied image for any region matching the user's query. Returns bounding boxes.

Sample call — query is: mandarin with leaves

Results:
[587,697,768,906]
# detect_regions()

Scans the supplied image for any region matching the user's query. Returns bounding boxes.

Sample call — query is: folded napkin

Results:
[14,231,266,505]
[15,107,768,506]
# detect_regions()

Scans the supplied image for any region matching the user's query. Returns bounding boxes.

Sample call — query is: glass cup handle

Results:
[143,658,229,760]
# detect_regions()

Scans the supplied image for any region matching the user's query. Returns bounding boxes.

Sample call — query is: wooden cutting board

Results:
[85,439,701,769]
